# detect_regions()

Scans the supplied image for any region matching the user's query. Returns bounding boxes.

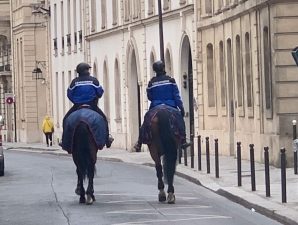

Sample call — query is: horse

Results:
[72,122,98,205]
[148,109,179,204]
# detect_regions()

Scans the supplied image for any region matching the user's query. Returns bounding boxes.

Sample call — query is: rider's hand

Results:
[180,108,185,117]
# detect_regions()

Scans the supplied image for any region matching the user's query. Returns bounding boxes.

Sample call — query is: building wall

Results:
[11,0,51,143]
[197,0,298,165]
[86,0,195,151]
[0,0,13,142]
[50,0,85,143]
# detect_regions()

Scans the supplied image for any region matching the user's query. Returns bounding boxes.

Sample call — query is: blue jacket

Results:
[67,74,104,104]
[147,74,184,111]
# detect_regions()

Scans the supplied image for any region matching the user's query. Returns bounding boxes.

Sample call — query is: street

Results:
[0,151,281,225]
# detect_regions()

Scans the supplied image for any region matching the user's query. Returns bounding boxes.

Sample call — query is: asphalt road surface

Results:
[0,151,281,225]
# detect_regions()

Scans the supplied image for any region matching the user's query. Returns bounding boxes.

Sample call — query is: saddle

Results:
[62,108,107,153]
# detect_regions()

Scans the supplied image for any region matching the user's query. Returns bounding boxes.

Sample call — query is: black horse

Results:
[72,122,98,205]
[148,110,178,204]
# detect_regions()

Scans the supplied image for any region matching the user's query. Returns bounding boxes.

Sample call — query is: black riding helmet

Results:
[153,60,165,76]
[76,62,91,75]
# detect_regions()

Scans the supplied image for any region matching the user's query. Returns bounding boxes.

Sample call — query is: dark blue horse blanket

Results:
[139,104,185,145]
[62,108,107,153]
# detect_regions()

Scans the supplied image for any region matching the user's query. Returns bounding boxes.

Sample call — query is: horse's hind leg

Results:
[156,163,166,202]
[75,168,86,203]
[86,164,95,205]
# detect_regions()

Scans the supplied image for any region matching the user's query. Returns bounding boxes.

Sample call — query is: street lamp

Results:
[158,0,165,62]
[32,61,46,81]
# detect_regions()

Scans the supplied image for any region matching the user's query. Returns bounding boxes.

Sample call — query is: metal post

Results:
[178,147,182,164]
[198,135,201,171]
[249,144,256,191]
[280,148,287,203]
[190,134,194,169]
[184,147,188,166]
[215,139,219,178]
[157,0,165,62]
[237,142,242,187]
[264,147,271,197]
[206,137,210,174]
[14,101,17,142]
[293,120,297,174]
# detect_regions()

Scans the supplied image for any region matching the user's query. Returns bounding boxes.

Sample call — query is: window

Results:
[165,49,173,75]
[205,0,212,14]
[67,0,71,34]
[124,0,130,21]
[150,51,156,78]
[207,44,215,107]
[236,35,243,107]
[101,0,107,29]
[163,0,170,10]
[55,72,60,126]
[133,0,140,19]
[219,41,226,107]
[227,39,233,113]
[148,0,155,15]
[68,71,72,109]
[91,0,97,32]
[54,4,57,38]
[263,26,272,112]
[103,61,110,120]
[62,72,66,116]
[114,59,122,120]
[61,1,64,54]
[73,0,77,50]
[245,33,253,108]
[112,0,118,25]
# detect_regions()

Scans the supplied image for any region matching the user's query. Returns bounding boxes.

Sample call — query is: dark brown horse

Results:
[148,110,179,204]
[72,122,98,205]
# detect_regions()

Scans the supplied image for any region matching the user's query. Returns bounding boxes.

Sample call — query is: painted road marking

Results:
[112,215,232,225]
[106,205,212,214]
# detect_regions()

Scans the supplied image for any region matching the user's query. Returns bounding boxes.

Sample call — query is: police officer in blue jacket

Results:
[134,60,191,151]
[62,63,114,148]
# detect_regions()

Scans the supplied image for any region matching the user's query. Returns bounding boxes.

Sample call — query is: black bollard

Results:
[249,144,256,191]
[184,146,188,166]
[215,139,219,178]
[206,137,210,174]
[280,148,287,203]
[191,134,194,169]
[264,147,271,197]
[293,120,297,175]
[237,142,242,187]
[178,147,182,164]
[198,135,202,171]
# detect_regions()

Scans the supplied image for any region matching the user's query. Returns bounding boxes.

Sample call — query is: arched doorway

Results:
[180,35,194,145]
[128,47,141,151]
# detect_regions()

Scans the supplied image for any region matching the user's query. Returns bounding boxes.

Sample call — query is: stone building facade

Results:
[0,0,13,141]
[11,0,52,143]
[49,0,298,165]
[197,0,298,165]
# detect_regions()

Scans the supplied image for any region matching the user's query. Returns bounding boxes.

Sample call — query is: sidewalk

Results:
[3,142,298,225]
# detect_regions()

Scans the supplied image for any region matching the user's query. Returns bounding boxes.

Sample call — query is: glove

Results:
[180,108,185,117]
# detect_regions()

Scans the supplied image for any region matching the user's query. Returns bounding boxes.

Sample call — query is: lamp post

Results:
[158,0,165,62]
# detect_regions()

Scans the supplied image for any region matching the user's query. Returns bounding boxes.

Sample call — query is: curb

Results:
[216,189,298,225]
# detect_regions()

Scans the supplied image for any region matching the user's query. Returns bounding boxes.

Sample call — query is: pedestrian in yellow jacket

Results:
[42,116,54,147]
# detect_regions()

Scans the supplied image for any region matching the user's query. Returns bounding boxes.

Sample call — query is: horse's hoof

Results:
[75,187,81,196]
[167,193,175,204]
[91,195,96,202]
[79,196,86,204]
[158,190,166,202]
[86,195,94,205]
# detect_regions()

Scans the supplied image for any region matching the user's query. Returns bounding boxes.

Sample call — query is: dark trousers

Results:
[45,132,53,146]
[63,104,109,139]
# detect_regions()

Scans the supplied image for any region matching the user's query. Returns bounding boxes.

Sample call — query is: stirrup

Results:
[133,142,142,152]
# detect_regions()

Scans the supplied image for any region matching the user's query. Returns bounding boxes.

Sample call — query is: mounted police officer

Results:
[61,62,114,151]
[134,60,191,151]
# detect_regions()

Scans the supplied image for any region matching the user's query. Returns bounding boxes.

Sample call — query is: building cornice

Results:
[12,23,45,33]
[86,4,194,41]
[197,0,298,31]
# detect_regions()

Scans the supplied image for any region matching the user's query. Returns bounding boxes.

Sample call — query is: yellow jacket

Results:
[42,116,54,133]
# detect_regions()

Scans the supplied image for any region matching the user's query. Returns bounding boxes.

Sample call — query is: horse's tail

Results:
[156,110,177,185]
[73,122,95,180]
